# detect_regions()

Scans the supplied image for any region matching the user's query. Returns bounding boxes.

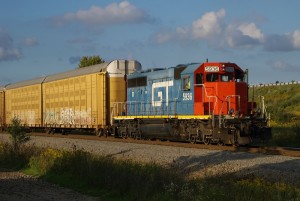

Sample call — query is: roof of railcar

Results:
[43,62,109,83]
[5,77,47,90]
[4,62,111,89]
[3,60,139,90]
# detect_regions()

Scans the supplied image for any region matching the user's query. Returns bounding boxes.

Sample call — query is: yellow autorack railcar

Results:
[0,86,5,130]
[1,60,140,134]
[5,78,45,128]
[42,60,141,133]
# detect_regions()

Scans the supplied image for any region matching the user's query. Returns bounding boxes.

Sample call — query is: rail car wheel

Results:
[204,136,211,145]
[134,132,141,140]
[189,135,197,144]
[218,140,224,146]
[122,131,128,139]
[46,128,53,134]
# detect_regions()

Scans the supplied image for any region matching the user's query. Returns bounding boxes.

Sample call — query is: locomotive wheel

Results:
[204,136,211,145]
[218,140,224,146]
[122,132,128,139]
[134,133,141,140]
[189,135,197,144]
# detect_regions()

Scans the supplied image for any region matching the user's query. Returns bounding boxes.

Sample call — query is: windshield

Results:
[221,74,234,82]
[206,73,218,82]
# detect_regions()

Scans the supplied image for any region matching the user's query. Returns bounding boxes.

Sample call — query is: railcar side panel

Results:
[97,72,108,128]
[0,89,5,129]
[43,73,104,129]
[108,76,127,119]
[5,84,43,127]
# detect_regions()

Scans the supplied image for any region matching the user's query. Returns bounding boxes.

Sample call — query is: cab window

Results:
[206,73,218,82]
[183,76,190,91]
[196,73,203,85]
[235,70,244,82]
[221,74,233,82]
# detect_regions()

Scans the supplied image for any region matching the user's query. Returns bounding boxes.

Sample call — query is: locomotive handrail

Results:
[111,100,180,120]
[218,95,240,127]
[194,84,218,115]
[110,102,127,124]
[258,96,266,118]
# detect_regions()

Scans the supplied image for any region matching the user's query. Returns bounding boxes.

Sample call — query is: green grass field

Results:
[251,84,300,147]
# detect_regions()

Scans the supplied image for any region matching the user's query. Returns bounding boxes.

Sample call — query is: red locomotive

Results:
[112,61,271,145]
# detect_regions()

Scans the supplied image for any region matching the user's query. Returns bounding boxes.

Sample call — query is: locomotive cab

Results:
[193,62,248,117]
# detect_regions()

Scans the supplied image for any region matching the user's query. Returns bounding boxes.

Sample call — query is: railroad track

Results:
[29,132,300,158]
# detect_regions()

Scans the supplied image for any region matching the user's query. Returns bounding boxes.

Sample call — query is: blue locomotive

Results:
[112,61,271,145]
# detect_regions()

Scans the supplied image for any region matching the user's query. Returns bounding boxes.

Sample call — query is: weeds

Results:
[253,85,300,124]
[0,117,34,169]
[28,147,184,200]
[7,117,30,154]
[1,142,300,200]
[269,123,300,147]
[253,85,300,147]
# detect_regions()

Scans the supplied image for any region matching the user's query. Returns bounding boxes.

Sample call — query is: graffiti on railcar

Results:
[44,111,59,124]
[12,110,36,125]
[44,108,92,125]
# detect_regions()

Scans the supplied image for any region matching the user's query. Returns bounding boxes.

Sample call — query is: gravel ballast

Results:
[2,134,300,183]
[1,133,300,199]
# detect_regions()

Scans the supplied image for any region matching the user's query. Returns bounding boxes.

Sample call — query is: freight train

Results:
[0,59,271,145]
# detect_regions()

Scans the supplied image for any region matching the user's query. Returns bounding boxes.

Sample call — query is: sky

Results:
[0,0,300,85]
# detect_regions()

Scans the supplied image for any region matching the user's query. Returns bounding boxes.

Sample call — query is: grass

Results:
[1,141,300,201]
[252,84,300,147]
[268,123,300,147]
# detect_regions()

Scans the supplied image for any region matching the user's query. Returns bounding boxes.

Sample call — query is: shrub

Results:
[7,117,30,154]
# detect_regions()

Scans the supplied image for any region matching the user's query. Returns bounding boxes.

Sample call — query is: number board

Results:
[183,92,193,101]
[205,66,219,72]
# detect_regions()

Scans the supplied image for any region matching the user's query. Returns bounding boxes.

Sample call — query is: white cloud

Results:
[151,8,300,53]
[153,9,264,48]
[177,9,226,40]
[0,29,22,62]
[292,30,300,49]
[54,1,151,27]
[191,9,225,39]
[264,30,300,51]
[225,23,264,48]
[237,23,264,42]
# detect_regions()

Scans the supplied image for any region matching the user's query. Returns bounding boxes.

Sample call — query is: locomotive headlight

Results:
[222,64,225,71]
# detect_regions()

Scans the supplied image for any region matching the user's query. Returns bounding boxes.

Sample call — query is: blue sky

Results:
[0,0,300,85]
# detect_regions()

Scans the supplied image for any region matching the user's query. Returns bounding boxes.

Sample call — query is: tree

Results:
[78,55,105,68]
[7,117,30,154]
